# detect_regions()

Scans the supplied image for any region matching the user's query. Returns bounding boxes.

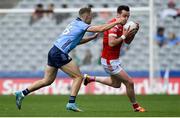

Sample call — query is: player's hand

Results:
[116,17,127,25]
[128,29,138,36]
[89,33,99,39]
[126,22,139,37]
[135,22,140,31]
[123,26,131,37]
[93,33,99,39]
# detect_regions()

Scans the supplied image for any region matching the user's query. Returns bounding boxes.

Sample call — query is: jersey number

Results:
[62,24,73,35]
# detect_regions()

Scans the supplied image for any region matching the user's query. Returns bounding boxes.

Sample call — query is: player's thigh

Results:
[44,65,58,83]
[60,59,82,79]
[110,74,122,85]
[114,69,133,84]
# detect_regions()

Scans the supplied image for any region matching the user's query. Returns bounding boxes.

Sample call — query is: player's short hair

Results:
[157,27,165,34]
[37,3,43,8]
[117,5,130,14]
[79,7,91,16]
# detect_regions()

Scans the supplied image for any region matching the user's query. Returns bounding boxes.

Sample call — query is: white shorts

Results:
[101,58,123,75]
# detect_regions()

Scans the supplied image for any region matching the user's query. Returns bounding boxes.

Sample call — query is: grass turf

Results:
[0,95,180,117]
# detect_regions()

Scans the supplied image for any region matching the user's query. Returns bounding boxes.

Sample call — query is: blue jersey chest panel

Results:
[54,18,90,53]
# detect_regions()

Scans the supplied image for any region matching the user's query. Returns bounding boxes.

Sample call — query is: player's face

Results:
[117,10,130,25]
[85,12,92,24]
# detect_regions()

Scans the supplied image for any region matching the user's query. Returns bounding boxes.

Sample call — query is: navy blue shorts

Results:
[47,45,72,68]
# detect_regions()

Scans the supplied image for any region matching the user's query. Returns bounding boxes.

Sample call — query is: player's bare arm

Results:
[78,33,99,45]
[87,18,125,32]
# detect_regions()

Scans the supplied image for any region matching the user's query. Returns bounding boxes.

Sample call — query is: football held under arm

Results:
[123,21,139,45]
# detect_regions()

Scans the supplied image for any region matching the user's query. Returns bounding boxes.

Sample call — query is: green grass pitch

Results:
[0,95,180,117]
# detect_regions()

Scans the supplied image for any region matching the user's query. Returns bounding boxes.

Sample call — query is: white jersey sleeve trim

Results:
[109,33,117,37]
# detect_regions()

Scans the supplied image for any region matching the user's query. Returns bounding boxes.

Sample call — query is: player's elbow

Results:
[109,44,115,47]
[108,42,116,47]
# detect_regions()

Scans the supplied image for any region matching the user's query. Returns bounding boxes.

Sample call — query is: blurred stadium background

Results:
[1,0,180,117]
[0,0,180,95]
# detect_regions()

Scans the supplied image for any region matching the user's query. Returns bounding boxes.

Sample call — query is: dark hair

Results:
[157,27,165,34]
[102,4,108,8]
[79,7,91,16]
[117,5,130,14]
[37,3,43,8]
[88,4,94,8]
[62,4,68,8]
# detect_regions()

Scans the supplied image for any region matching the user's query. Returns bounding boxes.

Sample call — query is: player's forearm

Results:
[99,22,119,32]
[109,36,125,47]
[87,22,120,32]
[79,33,98,45]
[78,36,95,45]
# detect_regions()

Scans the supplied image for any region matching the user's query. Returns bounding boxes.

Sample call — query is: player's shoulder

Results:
[71,17,90,30]
[73,17,87,25]
[108,18,123,29]
[108,18,116,24]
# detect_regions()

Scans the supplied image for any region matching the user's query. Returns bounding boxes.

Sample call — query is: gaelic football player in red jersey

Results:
[84,5,146,112]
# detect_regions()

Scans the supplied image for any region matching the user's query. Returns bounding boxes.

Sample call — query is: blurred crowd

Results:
[155,27,180,48]
[28,1,180,66]
[155,0,180,48]
[29,3,112,26]
[29,3,70,25]
[160,0,180,20]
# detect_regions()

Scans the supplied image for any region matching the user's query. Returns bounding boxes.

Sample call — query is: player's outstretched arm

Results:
[78,33,99,45]
[87,18,125,32]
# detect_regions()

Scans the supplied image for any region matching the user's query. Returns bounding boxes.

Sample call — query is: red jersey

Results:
[101,18,123,60]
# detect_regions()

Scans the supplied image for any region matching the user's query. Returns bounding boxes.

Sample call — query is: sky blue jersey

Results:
[54,18,90,54]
